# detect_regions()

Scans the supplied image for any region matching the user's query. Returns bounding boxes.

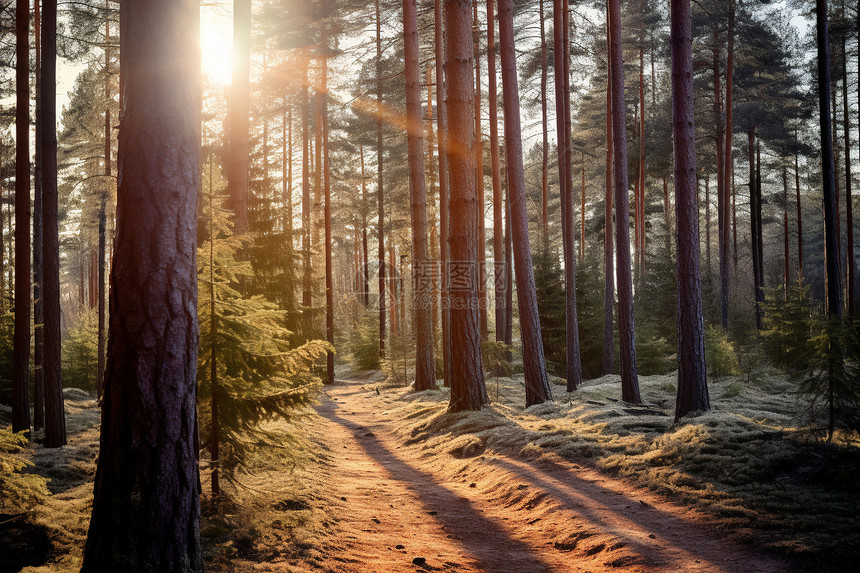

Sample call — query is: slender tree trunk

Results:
[603,6,615,376]
[749,129,763,331]
[554,0,582,390]
[671,0,708,420]
[403,0,435,390]
[301,55,312,310]
[377,0,387,358]
[322,52,334,385]
[504,172,513,353]
[638,46,646,277]
[608,0,641,403]
[539,0,549,239]
[474,0,488,340]
[12,0,30,435]
[705,176,711,274]
[817,0,843,317]
[841,31,854,315]
[33,0,45,430]
[581,162,586,260]
[98,9,111,399]
[795,148,804,276]
[783,167,790,297]
[81,0,202,567]
[284,107,297,312]
[497,0,551,406]
[208,184,219,498]
[725,0,735,278]
[445,0,487,411]
[715,43,729,329]
[435,0,452,385]
[488,0,505,343]
[227,0,250,233]
[41,0,65,448]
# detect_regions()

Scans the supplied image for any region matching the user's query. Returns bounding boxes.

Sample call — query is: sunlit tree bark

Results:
[608,0,641,403]
[445,0,487,411]
[41,0,66,448]
[12,0,30,435]
[498,0,551,406]
[81,0,202,568]
[403,0,435,390]
[671,0,709,420]
[227,0,250,232]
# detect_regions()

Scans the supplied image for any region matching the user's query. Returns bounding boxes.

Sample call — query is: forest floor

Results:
[4,368,859,572]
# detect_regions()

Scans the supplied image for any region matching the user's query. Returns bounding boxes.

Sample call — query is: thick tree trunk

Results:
[80,0,202,569]
[488,0,505,344]
[817,0,843,318]
[41,0,66,448]
[227,0,250,233]
[498,0,552,406]
[403,0,435,391]
[671,0,709,420]
[435,0,452,385]
[554,0,582,390]
[12,0,30,435]
[445,0,487,411]
[608,0,641,403]
[376,0,387,358]
[603,6,615,376]
[33,0,45,430]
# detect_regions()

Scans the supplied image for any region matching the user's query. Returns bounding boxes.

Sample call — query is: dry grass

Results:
[371,371,860,567]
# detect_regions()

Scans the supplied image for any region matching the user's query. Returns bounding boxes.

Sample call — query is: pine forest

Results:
[1,0,859,571]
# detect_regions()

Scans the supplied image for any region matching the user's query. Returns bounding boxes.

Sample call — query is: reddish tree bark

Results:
[445,0,487,411]
[498,0,552,406]
[12,0,30,435]
[403,0,435,390]
[376,0,387,358]
[80,0,202,568]
[539,0,549,239]
[671,0,709,420]
[553,0,582,390]
[603,6,615,376]
[488,0,505,344]
[608,0,641,403]
[435,0,452,385]
[473,0,487,340]
[322,51,334,385]
[41,0,66,448]
[33,0,45,430]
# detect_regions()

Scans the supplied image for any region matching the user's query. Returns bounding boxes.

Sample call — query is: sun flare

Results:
[200,3,233,87]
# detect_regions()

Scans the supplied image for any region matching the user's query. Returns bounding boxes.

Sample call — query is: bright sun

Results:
[200,3,233,87]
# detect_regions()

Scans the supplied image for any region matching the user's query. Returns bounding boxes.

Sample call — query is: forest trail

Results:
[312,378,802,573]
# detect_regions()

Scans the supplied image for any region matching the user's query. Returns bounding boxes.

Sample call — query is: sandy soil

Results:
[300,378,804,573]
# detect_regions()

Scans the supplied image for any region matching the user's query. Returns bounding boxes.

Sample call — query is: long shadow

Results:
[485,456,803,573]
[319,401,557,573]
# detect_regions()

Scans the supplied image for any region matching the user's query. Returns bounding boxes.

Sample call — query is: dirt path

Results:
[312,379,804,573]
